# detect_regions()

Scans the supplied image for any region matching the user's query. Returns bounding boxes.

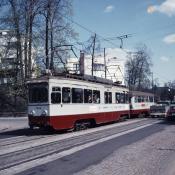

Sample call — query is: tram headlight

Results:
[41,110,48,116]
[29,110,35,116]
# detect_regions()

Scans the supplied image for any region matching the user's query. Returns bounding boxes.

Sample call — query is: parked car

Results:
[166,102,175,121]
[150,101,171,118]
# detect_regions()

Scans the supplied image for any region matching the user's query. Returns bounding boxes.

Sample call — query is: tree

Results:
[0,0,76,112]
[35,0,77,72]
[125,44,152,90]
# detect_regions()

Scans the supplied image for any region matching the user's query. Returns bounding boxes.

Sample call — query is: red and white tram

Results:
[28,74,130,130]
[129,91,154,117]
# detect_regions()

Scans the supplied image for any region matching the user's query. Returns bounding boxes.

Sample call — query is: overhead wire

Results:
[63,15,121,48]
[62,14,173,84]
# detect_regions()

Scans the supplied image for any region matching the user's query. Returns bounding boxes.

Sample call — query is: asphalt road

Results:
[0,117,175,175]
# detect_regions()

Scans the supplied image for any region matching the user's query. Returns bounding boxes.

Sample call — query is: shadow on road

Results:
[0,128,68,138]
[158,119,175,125]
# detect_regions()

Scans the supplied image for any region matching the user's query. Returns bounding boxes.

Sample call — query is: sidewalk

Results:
[0,117,28,132]
[0,123,9,131]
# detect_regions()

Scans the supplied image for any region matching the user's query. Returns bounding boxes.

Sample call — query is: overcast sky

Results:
[72,0,175,85]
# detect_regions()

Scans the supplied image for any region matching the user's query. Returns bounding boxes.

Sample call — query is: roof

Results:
[27,73,127,88]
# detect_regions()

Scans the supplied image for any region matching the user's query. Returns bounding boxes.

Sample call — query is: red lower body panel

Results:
[29,110,129,130]
[130,109,150,117]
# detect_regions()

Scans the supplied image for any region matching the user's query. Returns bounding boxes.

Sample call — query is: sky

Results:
[71,0,175,85]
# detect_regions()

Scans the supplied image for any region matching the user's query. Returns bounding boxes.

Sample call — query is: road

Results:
[0,117,175,175]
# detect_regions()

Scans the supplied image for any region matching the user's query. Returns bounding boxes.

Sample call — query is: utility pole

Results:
[104,48,107,79]
[91,33,96,76]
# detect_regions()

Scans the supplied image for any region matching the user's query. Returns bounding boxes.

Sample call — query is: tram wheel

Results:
[74,120,91,131]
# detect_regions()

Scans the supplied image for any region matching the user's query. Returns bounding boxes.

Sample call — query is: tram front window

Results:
[29,86,48,103]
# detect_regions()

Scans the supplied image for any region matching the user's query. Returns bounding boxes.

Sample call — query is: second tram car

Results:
[129,91,155,117]
[28,75,130,130]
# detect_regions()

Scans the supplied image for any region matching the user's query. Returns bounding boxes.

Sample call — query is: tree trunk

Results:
[10,0,24,83]
[24,8,29,78]
[45,6,49,70]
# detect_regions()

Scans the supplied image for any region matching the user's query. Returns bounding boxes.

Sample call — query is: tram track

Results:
[0,118,153,150]
[0,135,51,147]
[0,118,159,152]
[0,118,161,171]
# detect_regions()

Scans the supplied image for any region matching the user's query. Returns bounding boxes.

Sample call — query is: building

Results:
[66,48,128,85]
[0,30,36,85]
[0,30,17,84]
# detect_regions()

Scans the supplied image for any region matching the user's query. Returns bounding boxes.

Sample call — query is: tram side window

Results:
[62,87,71,103]
[138,96,141,103]
[116,93,120,103]
[93,90,100,103]
[141,96,144,102]
[109,92,112,103]
[120,93,125,103]
[72,88,83,103]
[84,89,92,103]
[105,92,112,104]
[105,92,108,104]
[134,96,138,103]
[149,96,154,102]
[115,93,125,103]
[51,87,61,104]
[145,96,149,102]
[125,93,129,103]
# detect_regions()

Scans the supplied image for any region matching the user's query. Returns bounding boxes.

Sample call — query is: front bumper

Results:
[28,115,50,128]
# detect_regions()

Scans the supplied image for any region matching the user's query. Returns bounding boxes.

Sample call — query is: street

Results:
[0,117,175,175]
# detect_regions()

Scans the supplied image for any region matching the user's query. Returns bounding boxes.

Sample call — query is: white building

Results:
[66,48,128,85]
[0,30,17,84]
[0,30,36,84]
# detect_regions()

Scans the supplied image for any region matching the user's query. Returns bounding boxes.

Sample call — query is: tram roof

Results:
[27,73,127,88]
[129,90,154,96]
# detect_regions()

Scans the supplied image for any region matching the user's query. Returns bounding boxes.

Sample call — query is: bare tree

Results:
[36,0,77,72]
[125,44,152,90]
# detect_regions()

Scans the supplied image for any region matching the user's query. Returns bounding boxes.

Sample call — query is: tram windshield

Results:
[29,84,48,103]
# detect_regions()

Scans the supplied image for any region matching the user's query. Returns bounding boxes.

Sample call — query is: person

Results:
[96,96,100,103]
[88,95,92,103]
[93,94,100,103]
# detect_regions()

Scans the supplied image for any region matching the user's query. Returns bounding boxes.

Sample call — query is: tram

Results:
[129,91,155,117]
[27,74,130,130]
